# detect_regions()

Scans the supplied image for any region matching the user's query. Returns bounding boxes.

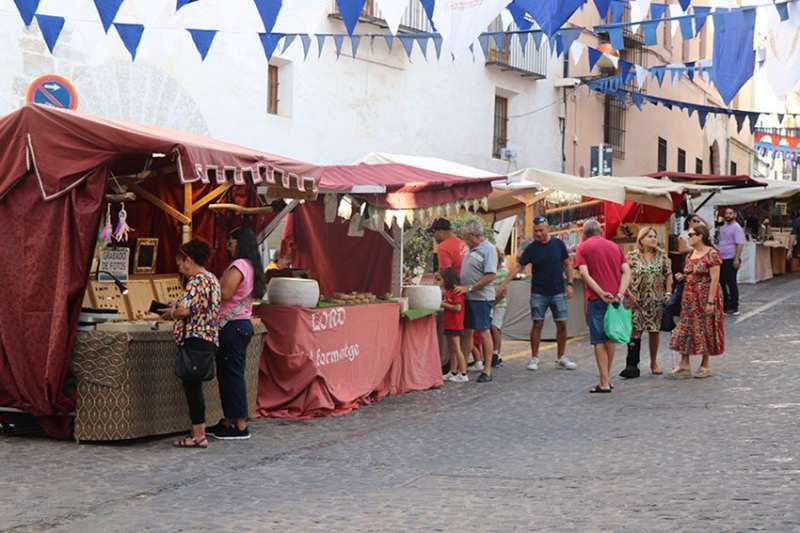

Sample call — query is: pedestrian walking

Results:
[620,227,673,378]
[162,239,221,449]
[440,267,468,383]
[206,227,266,441]
[456,219,497,383]
[574,219,631,393]
[491,250,508,368]
[669,224,724,378]
[499,216,576,372]
[718,207,745,315]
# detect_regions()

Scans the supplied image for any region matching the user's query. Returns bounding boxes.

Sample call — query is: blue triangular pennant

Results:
[478,33,491,59]
[282,34,296,53]
[748,112,760,134]
[734,111,747,133]
[775,2,790,21]
[642,20,659,46]
[532,30,544,49]
[517,31,529,55]
[608,27,624,52]
[383,34,394,52]
[398,35,415,60]
[778,113,785,124]
[670,68,683,84]
[687,106,695,118]
[678,0,691,12]
[652,66,666,86]
[508,2,534,30]
[420,0,436,30]
[631,91,644,111]
[711,8,756,105]
[316,34,327,58]
[417,35,429,60]
[13,0,40,27]
[558,28,582,57]
[433,34,443,59]
[491,32,506,54]
[679,16,694,40]
[650,3,668,19]
[514,0,586,38]
[610,0,625,23]
[620,60,633,83]
[588,47,602,70]
[95,0,124,33]
[350,34,361,58]
[253,0,282,33]
[332,34,345,58]
[593,0,611,18]
[685,61,695,82]
[259,32,285,61]
[336,0,366,36]
[114,22,144,60]
[694,6,711,32]
[176,0,198,11]
[35,14,64,54]
[300,34,311,60]
[187,29,217,61]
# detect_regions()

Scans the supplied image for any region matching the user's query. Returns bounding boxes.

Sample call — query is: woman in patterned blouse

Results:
[161,238,221,449]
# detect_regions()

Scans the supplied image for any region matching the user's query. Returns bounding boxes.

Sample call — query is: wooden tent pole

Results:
[183,183,193,244]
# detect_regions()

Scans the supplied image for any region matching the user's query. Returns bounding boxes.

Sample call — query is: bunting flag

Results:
[316,34,327,58]
[650,3,668,19]
[383,34,394,51]
[711,8,756,105]
[593,0,612,19]
[515,0,586,38]
[333,34,345,58]
[300,34,312,59]
[678,0,691,12]
[432,34,443,58]
[350,34,362,58]
[507,1,534,30]
[420,0,436,29]
[187,29,217,61]
[776,1,791,21]
[376,0,408,35]
[642,20,658,46]
[114,22,144,61]
[95,0,125,34]
[35,14,64,54]
[398,35,415,60]
[417,35,429,59]
[588,47,602,70]
[13,0,40,27]
[558,27,582,58]
[694,6,711,32]
[610,0,625,23]
[432,0,508,56]
[765,1,800,100]
[282,33,296,53]
[253,0,282,33]
[678,15,694,40]
[336,0,367,36]
[176,0,199,11]
[259,32,285,61]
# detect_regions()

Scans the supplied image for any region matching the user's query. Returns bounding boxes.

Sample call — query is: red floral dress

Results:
[669,250,725,356]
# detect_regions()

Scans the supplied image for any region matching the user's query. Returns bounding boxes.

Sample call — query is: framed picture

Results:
[134,238,158,274]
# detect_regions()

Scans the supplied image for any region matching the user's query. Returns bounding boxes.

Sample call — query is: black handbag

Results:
[176,342,216,382]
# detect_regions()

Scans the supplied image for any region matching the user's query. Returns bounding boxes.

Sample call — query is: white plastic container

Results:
[403,285,442,310]
[266,278,320,308]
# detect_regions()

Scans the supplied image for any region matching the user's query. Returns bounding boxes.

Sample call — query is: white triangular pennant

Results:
[570,41,586,65]
[375,0,407,35]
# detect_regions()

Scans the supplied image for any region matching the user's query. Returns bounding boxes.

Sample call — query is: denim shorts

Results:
[586,299,609,346]
[530,292,568,322]
[464,300,494,331]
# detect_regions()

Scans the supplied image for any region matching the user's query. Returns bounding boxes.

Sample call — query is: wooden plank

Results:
[127,183,191,225]
[208,203,275,214]
[257,199,299,243]
[191,183,233,214]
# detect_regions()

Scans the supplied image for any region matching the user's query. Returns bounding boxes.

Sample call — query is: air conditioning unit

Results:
[500,148,517,161]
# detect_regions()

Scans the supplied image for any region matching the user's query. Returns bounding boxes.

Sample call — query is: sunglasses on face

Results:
[533,216,547,224]
[687,232,698,237]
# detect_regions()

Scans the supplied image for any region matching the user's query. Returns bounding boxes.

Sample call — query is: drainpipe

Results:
[560,54,569,173]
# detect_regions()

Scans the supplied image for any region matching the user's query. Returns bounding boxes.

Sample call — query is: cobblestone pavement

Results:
[2,276,800,532]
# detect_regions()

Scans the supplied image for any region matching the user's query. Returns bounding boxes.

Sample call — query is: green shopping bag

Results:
[603,303,632,344]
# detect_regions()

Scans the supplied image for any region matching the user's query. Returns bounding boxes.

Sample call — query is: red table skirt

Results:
[254,303,442,419]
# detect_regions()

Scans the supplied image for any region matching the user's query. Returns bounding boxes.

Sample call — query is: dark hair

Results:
[690,223,715,248]
[178,238,212,267]
[684,215,699,231]
[230,227,266,299]
[441,267,459,290]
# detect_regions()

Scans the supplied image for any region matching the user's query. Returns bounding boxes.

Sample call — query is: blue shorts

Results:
[586,299,609,345]
[464,300,494,331]
[530,292,568,322]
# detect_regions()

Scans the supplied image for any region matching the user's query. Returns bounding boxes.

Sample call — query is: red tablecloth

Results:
[255,303,441,419]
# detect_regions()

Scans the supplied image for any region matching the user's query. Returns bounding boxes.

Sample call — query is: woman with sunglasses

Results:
[668,224,724,378]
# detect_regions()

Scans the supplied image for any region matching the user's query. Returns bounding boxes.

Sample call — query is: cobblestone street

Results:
[2,276,800,533]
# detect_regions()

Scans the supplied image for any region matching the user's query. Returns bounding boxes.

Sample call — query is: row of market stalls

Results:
[2,104,799,440]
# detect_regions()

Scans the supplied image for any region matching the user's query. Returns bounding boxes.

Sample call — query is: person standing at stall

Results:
[162,239,221,449]
[490,250,508,369]
[497,216,576,372]
[669,224,724,378]
[575,219,631,393]
[440,267,468,383]
[456,219,497,383]
[430,218,468,275]
[718,207,745,316]
[620,227,673,378]
[206,227,266,441]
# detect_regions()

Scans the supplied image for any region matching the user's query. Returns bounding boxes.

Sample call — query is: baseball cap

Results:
[428,218,452,233]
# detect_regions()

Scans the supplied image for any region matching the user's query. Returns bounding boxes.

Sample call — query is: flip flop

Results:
[589,386,612,393]
[173,435,208,449]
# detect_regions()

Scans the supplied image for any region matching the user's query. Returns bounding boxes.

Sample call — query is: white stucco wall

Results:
[0,1,562,174]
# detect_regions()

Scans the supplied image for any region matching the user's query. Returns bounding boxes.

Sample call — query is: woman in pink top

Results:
[206,227,266,440]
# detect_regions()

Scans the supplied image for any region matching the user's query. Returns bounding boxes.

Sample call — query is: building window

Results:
[695,158,703,174]
[730,161,738,175]
[657,137,668,171]
[267,65,279,115]
[604,96,626,158]
[677,148,686,172]
[492,96,508,158]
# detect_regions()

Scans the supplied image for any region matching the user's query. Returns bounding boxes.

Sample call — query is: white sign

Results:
[98,247,130,282]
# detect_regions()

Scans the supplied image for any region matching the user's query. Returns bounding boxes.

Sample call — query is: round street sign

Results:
[25,74,79,110]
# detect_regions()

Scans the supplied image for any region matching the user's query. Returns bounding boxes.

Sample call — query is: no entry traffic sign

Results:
[25,74,79,110]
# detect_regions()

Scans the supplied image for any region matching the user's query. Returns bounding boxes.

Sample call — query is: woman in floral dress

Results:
[621,227,673,378]
[669,224,724,378]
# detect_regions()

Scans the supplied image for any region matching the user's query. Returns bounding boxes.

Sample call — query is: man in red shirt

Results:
[430,218,468,276]
[575,219,631,393]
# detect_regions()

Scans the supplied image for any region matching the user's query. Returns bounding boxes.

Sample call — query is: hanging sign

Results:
[25,74,79,110]
[99,247,130,282]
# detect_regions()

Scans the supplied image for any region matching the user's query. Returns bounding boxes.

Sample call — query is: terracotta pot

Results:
[267,278,320,308]
[403,285,442,310]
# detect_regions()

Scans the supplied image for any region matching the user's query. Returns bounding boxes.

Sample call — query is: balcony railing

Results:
[330,0,433,32]
[484,16,547,79]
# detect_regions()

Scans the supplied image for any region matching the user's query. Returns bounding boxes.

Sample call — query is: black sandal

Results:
[173,435,208,448]
[589,386,612,393]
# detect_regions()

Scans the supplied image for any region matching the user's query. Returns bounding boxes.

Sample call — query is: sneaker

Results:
[211,425,251,440]
[205,419,227,437]
[491,353,504,368]
[467,361,484,373]
[443,371,456,382]
[451,373,469,383]
[476,372,493,383]
[732,310,740,316]
[526,357,540,371]
[556,356,577,370]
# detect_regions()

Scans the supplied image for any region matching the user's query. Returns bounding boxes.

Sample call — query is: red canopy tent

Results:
[282,163,501,295]
[0,105,318,437]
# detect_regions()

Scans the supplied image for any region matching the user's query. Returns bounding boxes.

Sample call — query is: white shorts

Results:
[492,306,506,329]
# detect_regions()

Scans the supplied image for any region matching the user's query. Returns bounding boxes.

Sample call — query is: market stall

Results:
[0,105,318,440]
